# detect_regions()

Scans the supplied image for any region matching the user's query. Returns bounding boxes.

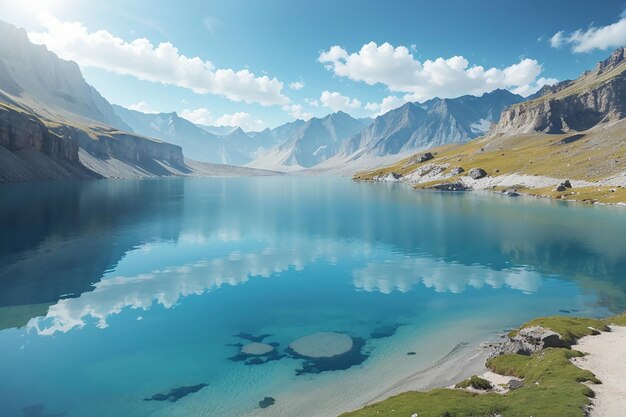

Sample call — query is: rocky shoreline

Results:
[363,159,626,206]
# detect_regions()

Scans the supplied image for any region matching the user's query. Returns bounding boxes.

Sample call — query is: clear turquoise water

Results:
[0,177,625,417]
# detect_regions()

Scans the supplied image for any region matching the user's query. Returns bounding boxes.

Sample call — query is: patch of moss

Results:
[455,375,493,390]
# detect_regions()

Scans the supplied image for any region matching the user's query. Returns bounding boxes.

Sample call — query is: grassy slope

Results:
[341,314,625,417]
[354,121,626,204]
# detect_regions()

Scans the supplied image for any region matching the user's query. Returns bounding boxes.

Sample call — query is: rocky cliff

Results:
[490,48,626,136]
[0,20,192,182]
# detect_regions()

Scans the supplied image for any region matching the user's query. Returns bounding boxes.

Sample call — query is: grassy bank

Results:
[341,314,625,417]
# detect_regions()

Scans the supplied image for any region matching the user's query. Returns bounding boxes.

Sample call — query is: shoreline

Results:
[341,314,626,417]
[359,174,626,207]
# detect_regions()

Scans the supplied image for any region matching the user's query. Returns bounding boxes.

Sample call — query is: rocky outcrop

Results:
[489,326,571,358]
[468,167,487,179]
[490,48,626,136]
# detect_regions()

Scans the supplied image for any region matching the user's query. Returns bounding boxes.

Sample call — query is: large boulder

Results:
[404,152,434,167]
[489,326,571,358]
[468,168,487,179]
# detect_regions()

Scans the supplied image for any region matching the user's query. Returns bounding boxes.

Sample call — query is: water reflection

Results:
[1,177,626,334]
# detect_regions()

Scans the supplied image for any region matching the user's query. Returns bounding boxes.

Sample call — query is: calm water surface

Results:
[0,177,625,417]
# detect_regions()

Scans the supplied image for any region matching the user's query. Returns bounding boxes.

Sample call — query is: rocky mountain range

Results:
[248,90,521,172]
[248,111,370,170]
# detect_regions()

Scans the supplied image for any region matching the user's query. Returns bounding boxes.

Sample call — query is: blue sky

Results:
[2,0,626,129]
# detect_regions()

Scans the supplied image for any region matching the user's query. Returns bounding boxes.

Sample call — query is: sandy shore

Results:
[572,325,626,417]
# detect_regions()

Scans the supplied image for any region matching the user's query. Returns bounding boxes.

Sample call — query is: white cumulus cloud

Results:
[289,81,305,90]
[549,16,626,53]
[180,108,214,125]
[215,112,264,131]
[28,15,289,106]
[365,95,408,116]
[318,41,551,100]
[319,90,361,112]
[282,104,314,120]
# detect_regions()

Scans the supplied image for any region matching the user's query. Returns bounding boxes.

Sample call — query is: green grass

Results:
[455,375,493,390]
[606,312,626,326]
[511,316,610,344]
[342,349,598,417]
[340,314,626,417]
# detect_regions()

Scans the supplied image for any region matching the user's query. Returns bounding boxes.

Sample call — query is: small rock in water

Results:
[259,396,275,408]
[407,351,417,356]
[503,189,520,197]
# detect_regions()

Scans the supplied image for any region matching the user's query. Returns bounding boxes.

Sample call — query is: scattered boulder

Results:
[555,180,573,192]
[503,189,520,197]
[259,396,275,408]
[450,167,465,175]
[508,379,523,390]
[489,326,571,358]
[404,152,434,167]
[468,168,487,180]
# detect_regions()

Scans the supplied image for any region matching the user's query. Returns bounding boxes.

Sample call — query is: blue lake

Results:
[0,177,625,417]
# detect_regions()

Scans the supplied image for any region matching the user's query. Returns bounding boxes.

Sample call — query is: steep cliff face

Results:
[0,104,97,181]
[491,48,626,136]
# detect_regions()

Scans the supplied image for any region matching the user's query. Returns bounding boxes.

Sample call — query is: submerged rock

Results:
[143,383,208,402]
[241,342,274,356]
[288,332,353,358]
[468,167,487,179]
[489,326,571,358]
[233,332,272,343]
[287,334,368,375]
[258,396,275,408]
[370,323,402,339]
